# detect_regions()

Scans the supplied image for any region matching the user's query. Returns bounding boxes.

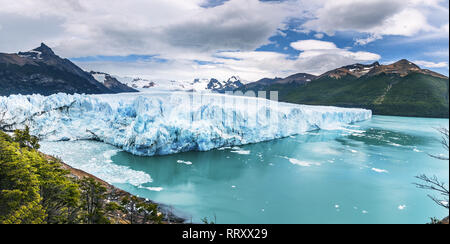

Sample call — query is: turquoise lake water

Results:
[40,115,449,224]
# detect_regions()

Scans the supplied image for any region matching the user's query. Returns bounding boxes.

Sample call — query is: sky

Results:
[0,0,448,82]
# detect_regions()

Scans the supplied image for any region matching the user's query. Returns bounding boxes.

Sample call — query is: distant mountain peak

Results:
[117,76,156,89]
[206,76,244,92]
[321,62,379,79]
[234,59,448,118]
[396,59,412,64]
[320,59,441,79]
[89,71,138,93]
[392,59,420,69]
[0,43,137,96]
[17,43,56,60]
[34,43,55,56]
[366,59,429,78]
[227,76,241,82]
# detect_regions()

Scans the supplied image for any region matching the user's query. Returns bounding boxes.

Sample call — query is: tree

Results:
[137,200,162,224]
[120,196,140,224]
[120,196,163,224]
[415,174,449,209]
[78,177,111,224]
[415,128,449,215]
[35,157,81,224]
[13,126,40,150]
[429,128,449,161]
[0,131,47,224]
[2,128,83,224]
[2,127,167,225]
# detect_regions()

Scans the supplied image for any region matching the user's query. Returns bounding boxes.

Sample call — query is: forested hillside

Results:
[279,72,449,118]
[0,128,168,224]
[237,60,449,118]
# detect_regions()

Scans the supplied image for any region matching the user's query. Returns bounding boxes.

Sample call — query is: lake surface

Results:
[40,115,449,224]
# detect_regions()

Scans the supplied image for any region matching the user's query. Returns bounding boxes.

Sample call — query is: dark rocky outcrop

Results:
[0,43,136,96]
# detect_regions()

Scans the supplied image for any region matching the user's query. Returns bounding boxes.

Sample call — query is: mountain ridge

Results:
[0,43,137,96]
[90,71,138,93]
[207,76,244,93]
[237,59,449,118]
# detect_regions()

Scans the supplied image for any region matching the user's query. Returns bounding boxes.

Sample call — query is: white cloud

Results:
[314,33,324,39]
[288,40,380,74]
[302,0,405,35]
[414,60,449,68]
[0,0,299,57]
[2,0,443,81]
[290,40,381,61]
[355,34,382,46]
[441,23,450,33]
[291,40,337,50]
[77,50,297,82]
[373,9,434,36]
[4,0,380,80]
[0,0,308,81]
[76,39,381,82]
[424,50,450,58]
[160,0,291,52]
[301,0,448,44]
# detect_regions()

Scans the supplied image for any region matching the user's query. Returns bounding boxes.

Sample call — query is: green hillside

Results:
[248,72,449,118]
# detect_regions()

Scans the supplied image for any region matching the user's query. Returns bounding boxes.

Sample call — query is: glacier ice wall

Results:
[0,92,372,156]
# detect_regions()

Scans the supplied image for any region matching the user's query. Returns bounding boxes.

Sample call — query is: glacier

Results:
[0,92,372,156]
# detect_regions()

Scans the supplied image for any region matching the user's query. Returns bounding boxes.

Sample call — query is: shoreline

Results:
[42,153,186,224]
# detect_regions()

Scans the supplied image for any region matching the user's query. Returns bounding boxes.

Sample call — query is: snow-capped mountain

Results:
[112,76,244,93]
[189,78,210,91]
[0,43,127,96]
[320,62,381,79]
[117,77,199,91]
[235,59,449,118]
[206,76,244,93]
[90,71,138,93]
[119,77,156,89]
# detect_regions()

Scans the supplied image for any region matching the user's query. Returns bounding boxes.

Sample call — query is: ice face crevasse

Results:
[0,93,372,156]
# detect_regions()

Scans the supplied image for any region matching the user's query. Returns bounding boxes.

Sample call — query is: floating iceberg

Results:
[0,92,372,156]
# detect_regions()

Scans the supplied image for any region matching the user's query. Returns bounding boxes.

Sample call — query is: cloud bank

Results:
[0,0,447,81]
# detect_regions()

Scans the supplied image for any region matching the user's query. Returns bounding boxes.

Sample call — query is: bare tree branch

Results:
[414,174,449,209]
[416,127,450,210]
[429,127,449,160]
